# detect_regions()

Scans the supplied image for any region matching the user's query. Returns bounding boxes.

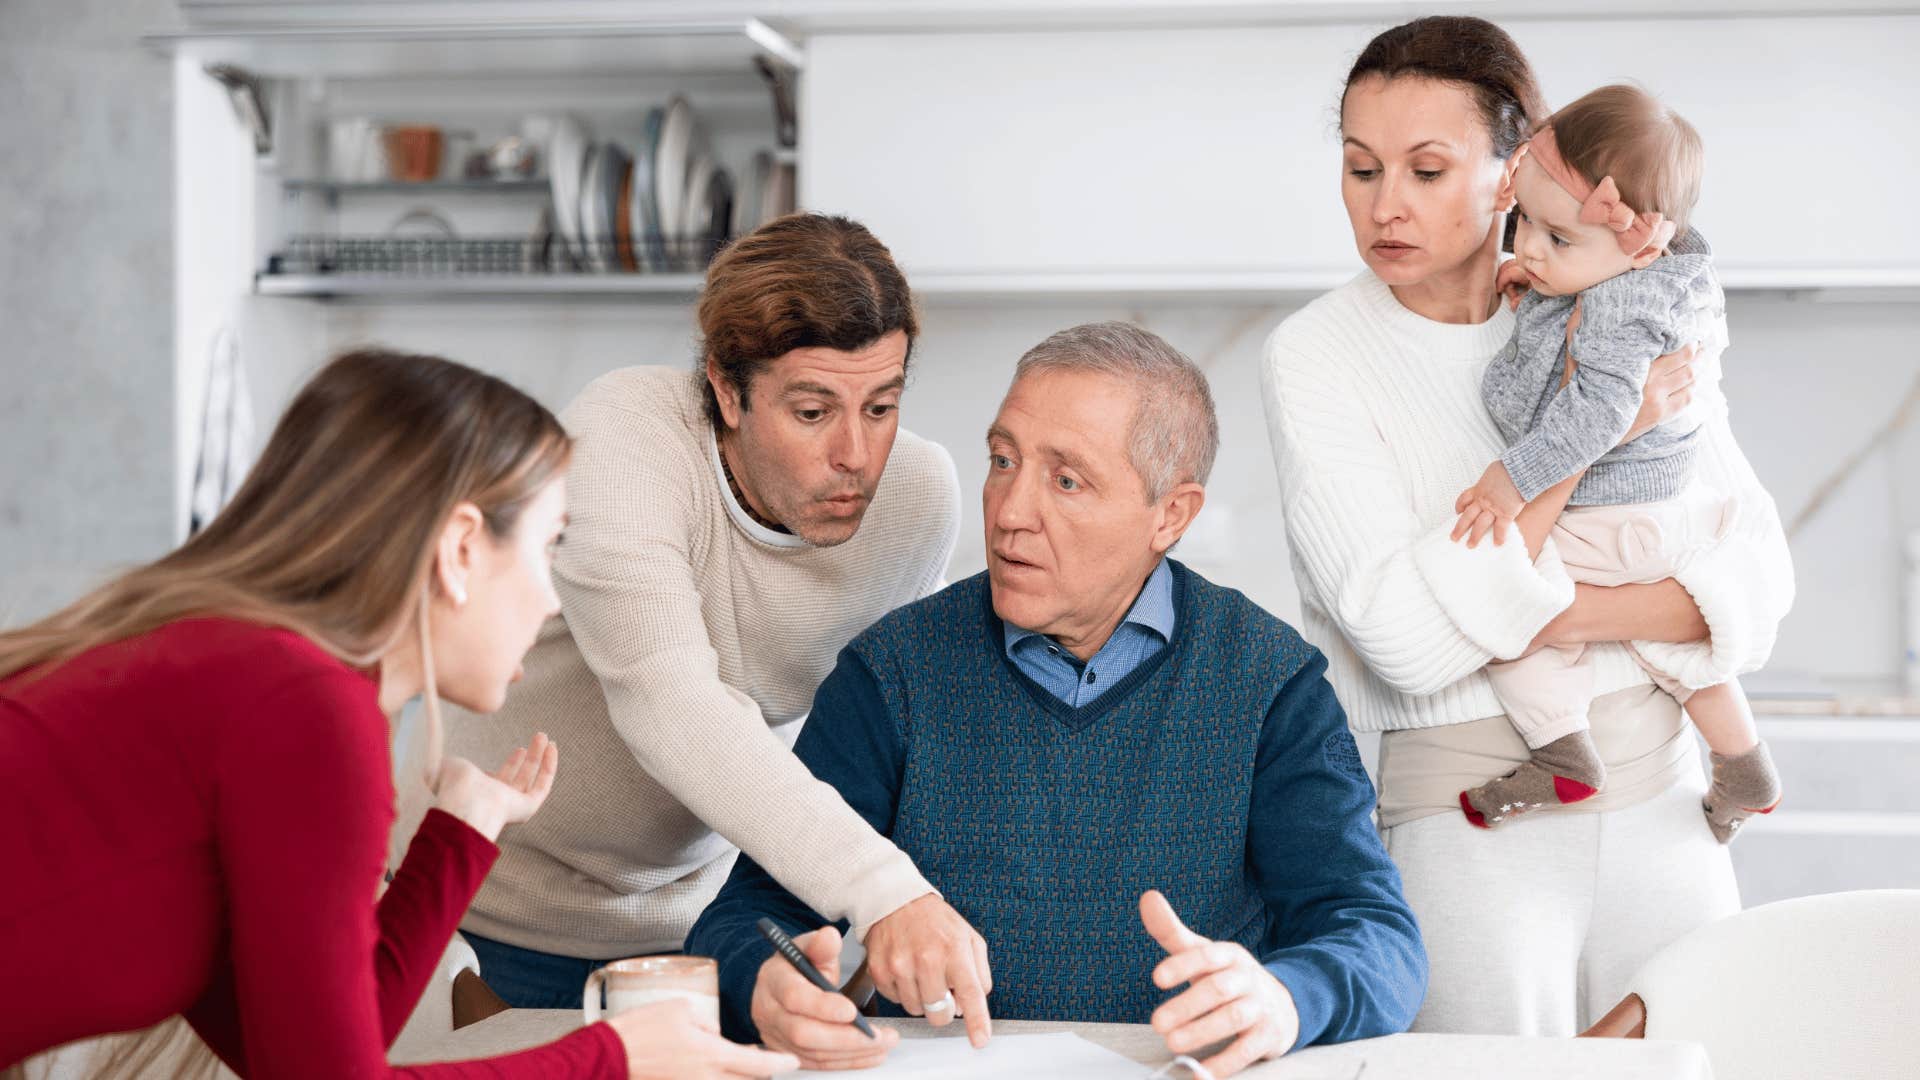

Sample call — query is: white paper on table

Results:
[797,1032,1153,1079]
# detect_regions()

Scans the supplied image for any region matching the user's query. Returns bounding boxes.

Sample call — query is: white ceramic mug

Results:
[327,117,385,182]
[582,955,720,1028]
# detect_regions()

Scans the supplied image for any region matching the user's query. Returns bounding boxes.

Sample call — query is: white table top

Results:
[411,1009,1713,1079]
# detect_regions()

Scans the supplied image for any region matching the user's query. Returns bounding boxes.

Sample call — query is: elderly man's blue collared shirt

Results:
[1002,558,1175,708]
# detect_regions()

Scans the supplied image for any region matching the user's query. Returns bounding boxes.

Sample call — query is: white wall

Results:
[1728,295,1920,682]
[175,53,264,541]
[0,0,178,625]
[234,285,1920,684]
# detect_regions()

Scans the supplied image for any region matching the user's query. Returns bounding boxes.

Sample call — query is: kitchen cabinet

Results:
[157,17,801,300]
[801,16,1920,296]
[160,13,801,532]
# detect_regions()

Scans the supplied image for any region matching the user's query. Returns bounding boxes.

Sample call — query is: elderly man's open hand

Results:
[863,893,994,1047]
[1141,889,1299,1078]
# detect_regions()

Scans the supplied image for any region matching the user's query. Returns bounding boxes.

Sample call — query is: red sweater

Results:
[0,618,623,1077]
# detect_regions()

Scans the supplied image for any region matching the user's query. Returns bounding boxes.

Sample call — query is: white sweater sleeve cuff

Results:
[845,851,940,942]
[1411,522,1575,662]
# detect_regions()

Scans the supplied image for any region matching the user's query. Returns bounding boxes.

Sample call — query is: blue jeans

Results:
[461,931,624,1010]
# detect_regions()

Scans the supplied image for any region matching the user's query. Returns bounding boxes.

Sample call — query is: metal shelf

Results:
[255,273,706,300]
[282,179,550,195]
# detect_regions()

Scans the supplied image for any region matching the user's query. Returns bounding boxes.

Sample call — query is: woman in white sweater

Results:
[1260,16,1793,1036]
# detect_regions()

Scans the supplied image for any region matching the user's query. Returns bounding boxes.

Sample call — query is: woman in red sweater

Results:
[0,349,798,1080]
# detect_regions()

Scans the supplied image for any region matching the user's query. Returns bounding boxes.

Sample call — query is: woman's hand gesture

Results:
[432,732,559,842]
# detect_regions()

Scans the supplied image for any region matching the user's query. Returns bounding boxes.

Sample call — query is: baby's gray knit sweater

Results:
[1483,227,1723,507]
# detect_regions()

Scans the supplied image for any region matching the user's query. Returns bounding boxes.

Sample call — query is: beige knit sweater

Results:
[439,366,960,959]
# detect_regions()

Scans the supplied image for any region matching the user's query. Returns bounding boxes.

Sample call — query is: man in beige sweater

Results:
[441,214,985,1027]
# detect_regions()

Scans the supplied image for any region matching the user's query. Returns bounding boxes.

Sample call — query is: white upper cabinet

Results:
[147,18,801,79]
[157,12,803,301]
[803,26,1364,294]
[802,15,1920,293]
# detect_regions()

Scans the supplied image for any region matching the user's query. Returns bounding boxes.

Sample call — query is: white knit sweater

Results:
[1260,271,1794,734]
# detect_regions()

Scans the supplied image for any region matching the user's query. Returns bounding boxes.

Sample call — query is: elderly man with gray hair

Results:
[685,323,1427,1077]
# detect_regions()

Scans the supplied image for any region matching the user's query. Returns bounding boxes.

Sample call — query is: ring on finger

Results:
[923,992,955,1015]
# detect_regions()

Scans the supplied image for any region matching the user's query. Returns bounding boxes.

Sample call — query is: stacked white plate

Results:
[547,99,761,274]
[655,95,697,268]
[682,152,717,248]
[545,114,590,270]
[633,106,666,272]
[575,144,605,270]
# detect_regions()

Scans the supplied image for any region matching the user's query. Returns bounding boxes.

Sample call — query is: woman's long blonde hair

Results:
[0,347,570,682]
[0,348,569,1080]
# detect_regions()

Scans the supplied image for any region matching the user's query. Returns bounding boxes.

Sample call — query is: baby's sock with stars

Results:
[1702,741,1782,844]
[1460,731,1606,828]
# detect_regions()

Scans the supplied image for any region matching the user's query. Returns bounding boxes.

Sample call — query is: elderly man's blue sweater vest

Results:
[847,562,1316,1022]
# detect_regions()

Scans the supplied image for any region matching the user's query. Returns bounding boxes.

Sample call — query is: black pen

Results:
[756,917,877,1040]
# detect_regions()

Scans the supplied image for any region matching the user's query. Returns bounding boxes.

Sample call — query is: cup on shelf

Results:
[440,129,476,181]
[327,117,386,182]
[382,125,444,182]
[483,135,539,179]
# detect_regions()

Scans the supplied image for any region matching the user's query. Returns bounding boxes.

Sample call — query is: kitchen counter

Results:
[1748,675,1920,717]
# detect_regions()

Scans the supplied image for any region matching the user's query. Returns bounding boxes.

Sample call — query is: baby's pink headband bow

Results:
[1518,127,1677,259]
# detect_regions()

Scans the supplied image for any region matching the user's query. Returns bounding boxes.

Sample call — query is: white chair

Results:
[6,936,506,1078]
[5,1017,235,1080]
[390,932,508,1063]
[1582,889,1920,1080]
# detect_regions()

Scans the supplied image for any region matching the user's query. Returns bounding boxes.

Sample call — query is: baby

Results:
[1451,85,1781,842]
